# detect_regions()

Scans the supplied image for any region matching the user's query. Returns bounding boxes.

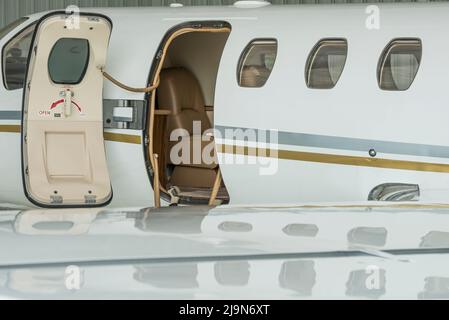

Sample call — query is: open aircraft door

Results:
[21,12,113,207]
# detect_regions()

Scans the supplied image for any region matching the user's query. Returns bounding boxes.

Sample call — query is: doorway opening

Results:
[145,22,231,206]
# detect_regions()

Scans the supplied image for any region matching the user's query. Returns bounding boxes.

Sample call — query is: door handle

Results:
[62,89,73,117]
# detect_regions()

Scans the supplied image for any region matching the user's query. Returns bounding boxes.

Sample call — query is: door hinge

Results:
[103,100,145,130]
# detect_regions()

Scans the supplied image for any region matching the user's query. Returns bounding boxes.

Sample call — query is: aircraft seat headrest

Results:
[240,65,271,87]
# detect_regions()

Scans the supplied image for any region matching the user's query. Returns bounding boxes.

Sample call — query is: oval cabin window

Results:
[48,38,90,85]
[377,38,422,91]
[305,38,348,89]
[237,39,278,88]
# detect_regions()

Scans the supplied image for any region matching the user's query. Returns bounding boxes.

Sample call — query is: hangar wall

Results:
[0,0,445,28]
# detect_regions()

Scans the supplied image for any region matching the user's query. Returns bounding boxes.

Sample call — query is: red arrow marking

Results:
[50,99,64,110]
[49,99,82,113]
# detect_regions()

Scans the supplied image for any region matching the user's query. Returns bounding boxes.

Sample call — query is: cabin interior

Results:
[150,29,231,205]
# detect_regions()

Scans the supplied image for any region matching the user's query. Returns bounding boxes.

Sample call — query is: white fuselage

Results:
[1,3,449,207]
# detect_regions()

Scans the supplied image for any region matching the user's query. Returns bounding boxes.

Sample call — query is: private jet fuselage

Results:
[0,3,449,208]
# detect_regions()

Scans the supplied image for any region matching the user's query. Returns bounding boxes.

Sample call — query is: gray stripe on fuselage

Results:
[215,125,449,159]
[0,111,21,120]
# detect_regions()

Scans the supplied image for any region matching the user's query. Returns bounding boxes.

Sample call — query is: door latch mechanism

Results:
[61,89,74,117]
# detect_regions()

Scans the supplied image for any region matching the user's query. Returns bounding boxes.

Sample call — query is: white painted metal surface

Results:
[0,204,449,299]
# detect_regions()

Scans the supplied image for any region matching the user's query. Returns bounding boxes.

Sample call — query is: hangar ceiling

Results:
[0,0,445,28]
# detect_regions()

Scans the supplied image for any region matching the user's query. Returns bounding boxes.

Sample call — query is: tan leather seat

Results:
[240,66,271,87]
[158,67,218,188]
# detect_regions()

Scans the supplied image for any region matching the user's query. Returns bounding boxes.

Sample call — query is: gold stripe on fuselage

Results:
[0,125,20,133]
[0,125,142,145]
[217,144,449,173]
[103,132,141,145]
[2,126,449,172]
